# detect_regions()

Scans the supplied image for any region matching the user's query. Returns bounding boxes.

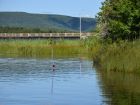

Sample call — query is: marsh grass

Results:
[0,38,139,73]
[91,38,140,73]
[0,39,88,58]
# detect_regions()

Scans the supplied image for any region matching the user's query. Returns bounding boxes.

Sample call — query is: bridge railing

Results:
[0,33,93,39]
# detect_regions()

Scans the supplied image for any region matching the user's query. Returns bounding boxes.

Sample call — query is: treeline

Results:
[97,0,140,40]
[0,26,74,33]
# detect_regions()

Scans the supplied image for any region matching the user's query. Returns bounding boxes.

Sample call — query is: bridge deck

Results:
[0,33,92,39]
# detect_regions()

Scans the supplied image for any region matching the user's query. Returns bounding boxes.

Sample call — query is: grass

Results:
[89,37,140,73]
[0,37,139,73]
[0,39,88,58]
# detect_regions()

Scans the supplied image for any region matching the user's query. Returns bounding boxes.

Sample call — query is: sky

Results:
[0,0,104,17]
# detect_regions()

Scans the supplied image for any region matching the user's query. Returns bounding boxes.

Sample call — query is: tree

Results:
[97,0,140,40]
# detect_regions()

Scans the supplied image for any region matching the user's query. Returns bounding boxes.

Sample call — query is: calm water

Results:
[0,58,105,105]
[0,58,140,105]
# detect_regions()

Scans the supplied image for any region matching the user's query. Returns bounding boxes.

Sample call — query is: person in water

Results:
[52,64,56,71]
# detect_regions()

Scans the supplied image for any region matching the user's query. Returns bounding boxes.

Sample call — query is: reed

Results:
[0,39,87,58]
[0,38,139,73]
[90,38,140,73]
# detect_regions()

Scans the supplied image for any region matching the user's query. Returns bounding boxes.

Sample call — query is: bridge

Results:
[0,33,92,39]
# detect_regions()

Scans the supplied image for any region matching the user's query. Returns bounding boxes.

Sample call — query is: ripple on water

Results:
[0,58,105,105]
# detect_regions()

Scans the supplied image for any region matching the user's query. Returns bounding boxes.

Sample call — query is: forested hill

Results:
[0,12,96,32]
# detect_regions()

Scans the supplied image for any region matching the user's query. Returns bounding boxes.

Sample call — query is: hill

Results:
[0,12,96,32]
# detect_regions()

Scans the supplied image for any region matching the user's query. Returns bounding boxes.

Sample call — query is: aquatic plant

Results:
[0,39,87,58]
[91,38,140,73]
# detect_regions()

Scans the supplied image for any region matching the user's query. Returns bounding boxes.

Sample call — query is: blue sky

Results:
[0,0,104,17]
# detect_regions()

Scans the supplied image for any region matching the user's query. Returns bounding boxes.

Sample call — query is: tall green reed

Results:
[89,38,140,73]
[0,39,87,58]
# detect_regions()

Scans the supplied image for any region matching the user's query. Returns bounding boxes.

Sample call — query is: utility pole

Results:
[80,16,82,38]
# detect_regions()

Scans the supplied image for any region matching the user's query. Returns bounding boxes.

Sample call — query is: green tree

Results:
[98,0,140,40]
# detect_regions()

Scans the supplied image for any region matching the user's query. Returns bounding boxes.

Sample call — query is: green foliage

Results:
[91,38,140,73]
[0,26,71,33]
[98,0,140,40]
[0,39,88,58]
[82,36,102,59]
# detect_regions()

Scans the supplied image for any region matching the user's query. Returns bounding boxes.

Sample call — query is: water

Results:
[98,71,140,105]
[0,58,104,105]
[0,58,140,105]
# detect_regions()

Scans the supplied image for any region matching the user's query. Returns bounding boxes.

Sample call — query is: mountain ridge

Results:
[0,12,96,32]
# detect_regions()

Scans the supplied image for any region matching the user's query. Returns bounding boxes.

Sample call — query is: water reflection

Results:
[0,58,103,105]
[1,58,139,105]
[97,70,140,105]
